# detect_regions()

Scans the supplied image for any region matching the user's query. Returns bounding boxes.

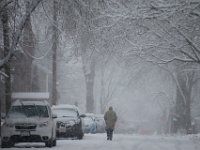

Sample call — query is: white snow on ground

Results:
[1,133,200,150]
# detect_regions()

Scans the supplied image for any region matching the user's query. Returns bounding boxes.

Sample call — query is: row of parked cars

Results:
[1,99,105,148]
[52,105,105,138]
[81,113,105,134]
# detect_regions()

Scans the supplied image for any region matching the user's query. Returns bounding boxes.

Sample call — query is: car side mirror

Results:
[52,114,57,119]
[80,114,86,118]
[1,113,6,119]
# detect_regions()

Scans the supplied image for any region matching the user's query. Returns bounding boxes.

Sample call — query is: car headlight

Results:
[57,121,65,127]
[5,123,14,128]
[39,121,49,127]
[66,120,75,126]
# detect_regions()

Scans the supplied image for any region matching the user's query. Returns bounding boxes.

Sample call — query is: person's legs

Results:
[110,129,113,140]
[108,129,112,140]
[107,128,112,140]
[106,129,109,140]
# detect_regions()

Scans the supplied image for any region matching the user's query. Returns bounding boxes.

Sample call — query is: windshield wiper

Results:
[20,100,24,107]
[19,100,27,117]
[62,115,71,117]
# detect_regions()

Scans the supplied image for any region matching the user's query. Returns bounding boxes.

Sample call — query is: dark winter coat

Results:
[104,107,117,129]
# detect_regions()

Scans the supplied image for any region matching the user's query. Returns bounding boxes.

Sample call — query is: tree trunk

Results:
[1,9,11,113]
[80,26,95,113]
[84,59,95,113]
[21,5,35,91]
[52,0,58,105]
[174,71,193,134]
[174,81,185,133]
[13,1,35,92]
[100,65,105,114]
[185,87,192,134]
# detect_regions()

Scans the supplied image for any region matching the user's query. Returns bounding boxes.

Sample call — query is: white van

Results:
[1,99,57,148]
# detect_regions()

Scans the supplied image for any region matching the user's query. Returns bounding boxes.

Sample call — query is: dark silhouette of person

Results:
[104,106,117,140]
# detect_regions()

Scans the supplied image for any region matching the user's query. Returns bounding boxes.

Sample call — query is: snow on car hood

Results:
[5,117,49,125]
[55,116,77,123]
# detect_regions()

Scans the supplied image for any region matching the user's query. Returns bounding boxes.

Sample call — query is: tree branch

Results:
[0,0,14,15]
[0,0,42,68]
[0,70,8,78]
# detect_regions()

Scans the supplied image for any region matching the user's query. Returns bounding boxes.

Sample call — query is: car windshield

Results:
[53,108,77,118]
[83,117,94,125]
[8,105,49,118]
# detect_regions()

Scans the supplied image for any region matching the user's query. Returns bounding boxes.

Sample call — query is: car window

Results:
[8,105,49,118]
[52,108,78,117]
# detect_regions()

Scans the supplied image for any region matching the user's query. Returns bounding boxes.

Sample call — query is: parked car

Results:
[94,114,106,133]
[52,104,84,139]
[81,113,97,134]
[1,100,57,148]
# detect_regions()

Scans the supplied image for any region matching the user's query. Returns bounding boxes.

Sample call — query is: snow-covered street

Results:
[2,134,200,150]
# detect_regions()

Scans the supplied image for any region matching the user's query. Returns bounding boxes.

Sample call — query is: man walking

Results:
[104,106,117,140]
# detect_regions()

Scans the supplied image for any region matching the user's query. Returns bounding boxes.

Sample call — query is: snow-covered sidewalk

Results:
[2,133,200,150]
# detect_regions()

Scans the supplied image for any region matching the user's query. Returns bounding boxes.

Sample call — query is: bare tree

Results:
[0,0,42,69]
[0,0,42,112]
[13,1,35,92]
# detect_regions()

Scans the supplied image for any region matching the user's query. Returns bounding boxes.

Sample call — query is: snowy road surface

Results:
[2,134,200,150]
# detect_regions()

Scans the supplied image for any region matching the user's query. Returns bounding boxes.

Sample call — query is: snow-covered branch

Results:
[0,0,42,68]
[0,0,14,15]
[150,53,196,64]
[0,70,8,78]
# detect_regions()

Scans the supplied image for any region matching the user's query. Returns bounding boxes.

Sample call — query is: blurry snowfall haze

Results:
[1,0,200,135]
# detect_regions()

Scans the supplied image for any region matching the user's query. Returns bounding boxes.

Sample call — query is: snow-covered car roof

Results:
[83,113,96,120]
[82,116,95,124]
[52,104,80,112]
[85,113,95,116]
[12,92,50,99]
[94,114,104,118]
[12,99,50,106]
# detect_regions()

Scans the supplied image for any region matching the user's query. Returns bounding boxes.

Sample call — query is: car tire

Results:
[77,132,84,140]
[1,140,13,148]
[45,139,53,148]
[53,139,56,146]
